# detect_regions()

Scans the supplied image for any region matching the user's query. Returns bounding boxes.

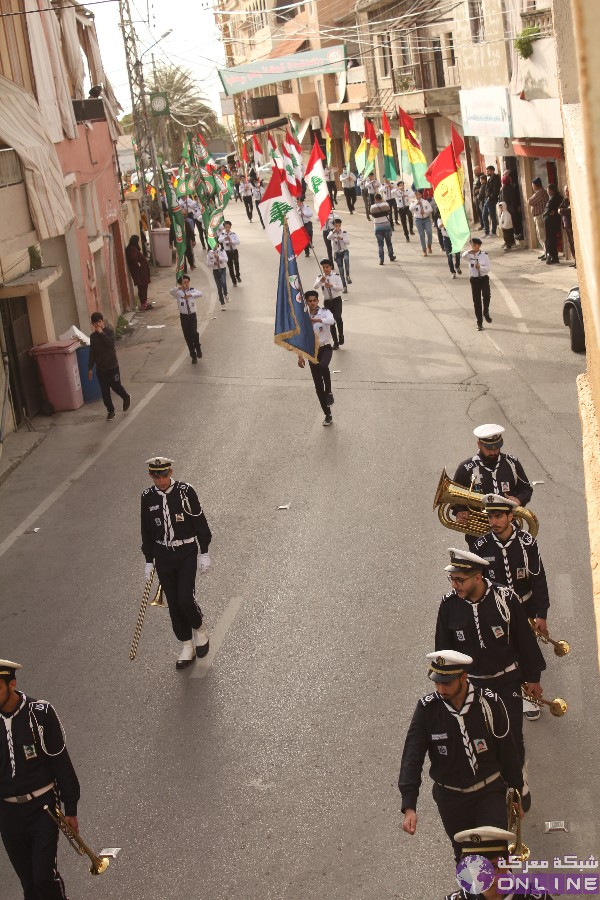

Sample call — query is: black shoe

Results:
[379,260,384,265]
[195,640,210,659]
[390,256,397,261]
[237,275,242,282]
[323,414,333,426]
[192,356,198,364]
[484,312,492,323]
[538,253,547,260]
[521,791,532,813]
[524,708,541,722]
[326,392,334,406]
[175,657,195,670]
[410,230,415,235]
[333,342,340,350]
[477,324,484,331]
[123,394,131,412]
[406,236,410,242]
[338,336,344,345]
[347,277,352,284]
[232,281,238,287]
[197,348,202,359]
[106,410,115,420]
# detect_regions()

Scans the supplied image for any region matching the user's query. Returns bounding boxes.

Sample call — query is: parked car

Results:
[563,285,585,352]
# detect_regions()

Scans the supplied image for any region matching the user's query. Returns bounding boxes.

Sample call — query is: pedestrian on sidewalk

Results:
[170,275,203,364]
[340,167,356,213]
[218,221,242,286]
[87,312,131,420]
[527,177,549,259]
[240,177,254,221]
[125,234,151,310]
[543,183,563,265]
[497,201,515,250]
[141,457,211,670]
[314,259,344,348]
[462,237,492,331]
[327,218,351,292]
[437,218,461,278]
[370,193,396,265]
[474,173,487,230]
[321,209,336,264]
[252,180,266,228]
[483,165,501,236]
[297,197,314,258]
[410,190,433,257]
[206,246,229,308]
[297,290,336,426]
[393,181,415,240]
[559,185,576,266]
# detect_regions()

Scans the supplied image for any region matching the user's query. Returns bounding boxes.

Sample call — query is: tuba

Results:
[433,469,539,538]
[44,804,109,875]
[521,685,567,717]
[506,788,530,861]
[528,618,570,657]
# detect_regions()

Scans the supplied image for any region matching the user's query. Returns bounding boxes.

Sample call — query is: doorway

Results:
[0,296,42,425]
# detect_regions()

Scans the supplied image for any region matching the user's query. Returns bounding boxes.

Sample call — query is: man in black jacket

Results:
[88,312,131,421]
[141,457,212,669]
[543,184,564,265]
[483,166,501,236]
[0,659,80,899]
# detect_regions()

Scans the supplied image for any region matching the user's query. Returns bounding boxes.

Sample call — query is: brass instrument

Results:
[150,583,166,607]
[528,618,570,657]
[506,788,530,862]
[44,804,109,875]
[129,566,155,661]
[521,685,567,717]
[433,469,539,538]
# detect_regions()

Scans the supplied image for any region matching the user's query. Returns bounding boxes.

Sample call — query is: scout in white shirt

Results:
[392,181,415,240]
[170,274,203,362]
[340,168,357,214]
[206,247,229,308]
[326,218,351,293]
[410,190,433,256]
[252,180,266,228]
[218,220,242,286]
[462,236,492,331]
[297,289,336,426]
[324,166,337,207]
[314,259,344,348]
[297,197,314,257]
[239,177,254,222]
[437,218,462,279]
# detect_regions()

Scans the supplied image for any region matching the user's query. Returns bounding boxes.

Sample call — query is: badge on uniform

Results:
[501,482,510,493]
[23,744,37,760]
[492,625,505,638]
[155,518,161,526]
[474,739,488,753]
[175,513,184,522]
[488,569,496,580]
[516,567,526,579]
[149,505,159,512]
[456,630,465,641]
[438,746,448,755]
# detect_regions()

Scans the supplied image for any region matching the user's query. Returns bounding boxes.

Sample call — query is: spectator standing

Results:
[559,185,576,267]
[370,193,396,265]
[475,174,487,231]
[125,234,151,310]
[340,167,357,213]
[483,165,501,236]
[500,172,521,240]
[327,218,351,293]
[543,183,563,265]
[527,177,549,259]
[497,201,515,250]
[410,190,433,257]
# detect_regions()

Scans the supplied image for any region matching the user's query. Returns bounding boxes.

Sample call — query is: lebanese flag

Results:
[281,143,301,197]
[304,138,332,226]
[267,131,285,173]
[252,133,263,168]
[283,129,303,193]
[258,166,309,256]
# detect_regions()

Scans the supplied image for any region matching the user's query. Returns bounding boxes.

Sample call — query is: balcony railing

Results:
[392,57,460,95]
[520,7,553,32]
[0,148,23,188]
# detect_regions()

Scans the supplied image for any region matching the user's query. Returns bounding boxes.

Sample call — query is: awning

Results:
[244,118,289,136]
[512,140,564,160]
[269,37,307,59]
[0,75,74,241]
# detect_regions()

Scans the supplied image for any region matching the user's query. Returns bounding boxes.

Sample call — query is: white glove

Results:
[198,553,211,573]
[144,562,153,582]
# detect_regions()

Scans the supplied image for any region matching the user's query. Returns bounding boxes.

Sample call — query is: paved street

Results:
[1,204,598,899]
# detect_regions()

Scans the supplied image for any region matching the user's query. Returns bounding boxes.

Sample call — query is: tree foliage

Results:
[147,65,218,162]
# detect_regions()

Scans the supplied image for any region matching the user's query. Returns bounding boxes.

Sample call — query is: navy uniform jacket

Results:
[398,685,523,812]
[141,480,211,562]
[435,581,546,685]
[472,528,549,619]
[0,693,80,816]
[453,452,533,506]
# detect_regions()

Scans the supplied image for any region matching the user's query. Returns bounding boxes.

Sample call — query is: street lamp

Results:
[140,29,173,62]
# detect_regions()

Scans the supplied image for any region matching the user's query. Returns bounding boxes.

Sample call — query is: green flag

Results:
[161,166,187,279]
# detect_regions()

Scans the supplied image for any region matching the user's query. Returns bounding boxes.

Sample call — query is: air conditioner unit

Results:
[310,116,321,130]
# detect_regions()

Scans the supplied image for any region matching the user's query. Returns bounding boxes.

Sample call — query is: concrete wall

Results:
[454,0,511,89]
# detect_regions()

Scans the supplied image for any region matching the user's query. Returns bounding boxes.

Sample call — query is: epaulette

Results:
[504,452,519,462]
[141,487,154,497]
[473,534,488,550]
[481,687,497,701]
[441,590,455,602]
[420,691,439,707]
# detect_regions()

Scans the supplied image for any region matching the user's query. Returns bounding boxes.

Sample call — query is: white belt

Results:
[3,783,54,803]
[518,591,533,603]
[438,772,501,793]
[470,662,518,680]
[157,538,195,548]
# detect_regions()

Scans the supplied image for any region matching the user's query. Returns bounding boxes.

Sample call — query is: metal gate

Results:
[0,296,42,425]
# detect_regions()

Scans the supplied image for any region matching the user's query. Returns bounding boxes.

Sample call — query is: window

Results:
[400,36,411,67]
[380,34,393,78]
[445,32,456,66]
[468,0,485,43]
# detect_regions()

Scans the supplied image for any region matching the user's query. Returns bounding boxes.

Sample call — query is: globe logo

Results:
[456,854,495,893]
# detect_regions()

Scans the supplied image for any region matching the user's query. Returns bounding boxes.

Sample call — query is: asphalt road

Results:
[0,202,597,900]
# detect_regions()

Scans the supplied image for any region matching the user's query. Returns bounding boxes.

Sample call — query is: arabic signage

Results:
[459,87,512,138]
[494,853,599,895]
[219,46,346,96]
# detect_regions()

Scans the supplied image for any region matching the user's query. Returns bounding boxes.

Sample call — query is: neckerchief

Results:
[441,682,478,775]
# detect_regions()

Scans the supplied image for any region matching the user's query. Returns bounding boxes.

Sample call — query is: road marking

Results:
[489,272,529,333]
[190,594,245,679]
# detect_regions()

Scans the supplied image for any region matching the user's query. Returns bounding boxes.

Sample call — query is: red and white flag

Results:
[252,133,264,168]
[304,138,332,227]
[283,129,304,193]
[281,143,301,197]
[259,166,309,256]
[267,131,285,174]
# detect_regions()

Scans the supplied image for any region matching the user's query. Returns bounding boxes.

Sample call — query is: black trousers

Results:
[96,366,128,413]
[398,207,413,238]
[308,344,333,414]
[322,229,334,264]
[323,296,343,346]
[303,222,313,257]
[194,219,206,249]
[226,249,241,284]
[255,200,265,228]
[343,187,356,213]
[545,221,560,262]
[470,275,491,326]
[0,793,67,899]
[179,313,201,359]
[493,678,525,768]
[154,543,203,641]
[433,778,508,862]
[242,196,253,221]
[327,180,337,204]
[361,189,371,219]
[389,197,398,224]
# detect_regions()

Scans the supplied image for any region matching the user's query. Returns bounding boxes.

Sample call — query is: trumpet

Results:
[528,618,570,656]
[150,583,166,607]
[521,685,567,717]
[44,804,109,875]
[506,788,530,862]
[433,469,539,538]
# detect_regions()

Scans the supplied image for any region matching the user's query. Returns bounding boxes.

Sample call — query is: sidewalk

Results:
[0,258,213,487]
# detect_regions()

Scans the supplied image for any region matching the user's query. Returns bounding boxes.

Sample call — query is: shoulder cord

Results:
[518,534,541,576]
[492,584,511,644]
[180,484,203,518]
[29,704,66,757]
[479,691,510,739]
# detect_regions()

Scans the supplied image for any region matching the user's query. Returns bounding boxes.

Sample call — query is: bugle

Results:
[44,804,109,875]
[129,566,155,661]
[433,469,539,538]
[506,788,530,862]
[528,618,570,657]
[150,583,166,607]
[521,685,567,717]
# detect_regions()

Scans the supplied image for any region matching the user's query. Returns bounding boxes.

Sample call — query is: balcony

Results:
[277,91,319,118]
[391,56,461,116]
[520,7,553,32]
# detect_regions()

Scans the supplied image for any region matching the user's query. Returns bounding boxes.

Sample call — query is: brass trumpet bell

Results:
[433,469,539,538]
[521,685,568,717]
[528,618,570,657]
[507,788,530,862]
[150,585,166,607]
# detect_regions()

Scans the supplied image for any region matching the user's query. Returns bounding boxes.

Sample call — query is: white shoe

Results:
[176,640,195,670]
[193,623,209,658]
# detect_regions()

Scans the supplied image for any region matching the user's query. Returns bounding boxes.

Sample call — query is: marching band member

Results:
[141,457,211,670]
[170,275,203,364]
[0,659,80,899]
[297,290,336,426]
[399,652,522,862]
[218,220,242,287]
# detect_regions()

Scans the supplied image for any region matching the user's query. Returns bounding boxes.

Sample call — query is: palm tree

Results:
[147,65,218,162]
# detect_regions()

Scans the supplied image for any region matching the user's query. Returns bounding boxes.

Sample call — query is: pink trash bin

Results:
[30,340,84,412]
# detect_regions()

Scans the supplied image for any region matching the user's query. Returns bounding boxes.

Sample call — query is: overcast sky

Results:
[92,0,225,118]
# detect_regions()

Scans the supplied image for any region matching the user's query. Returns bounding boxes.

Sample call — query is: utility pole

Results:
[119,0,164,266]
[215,0,245,169]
